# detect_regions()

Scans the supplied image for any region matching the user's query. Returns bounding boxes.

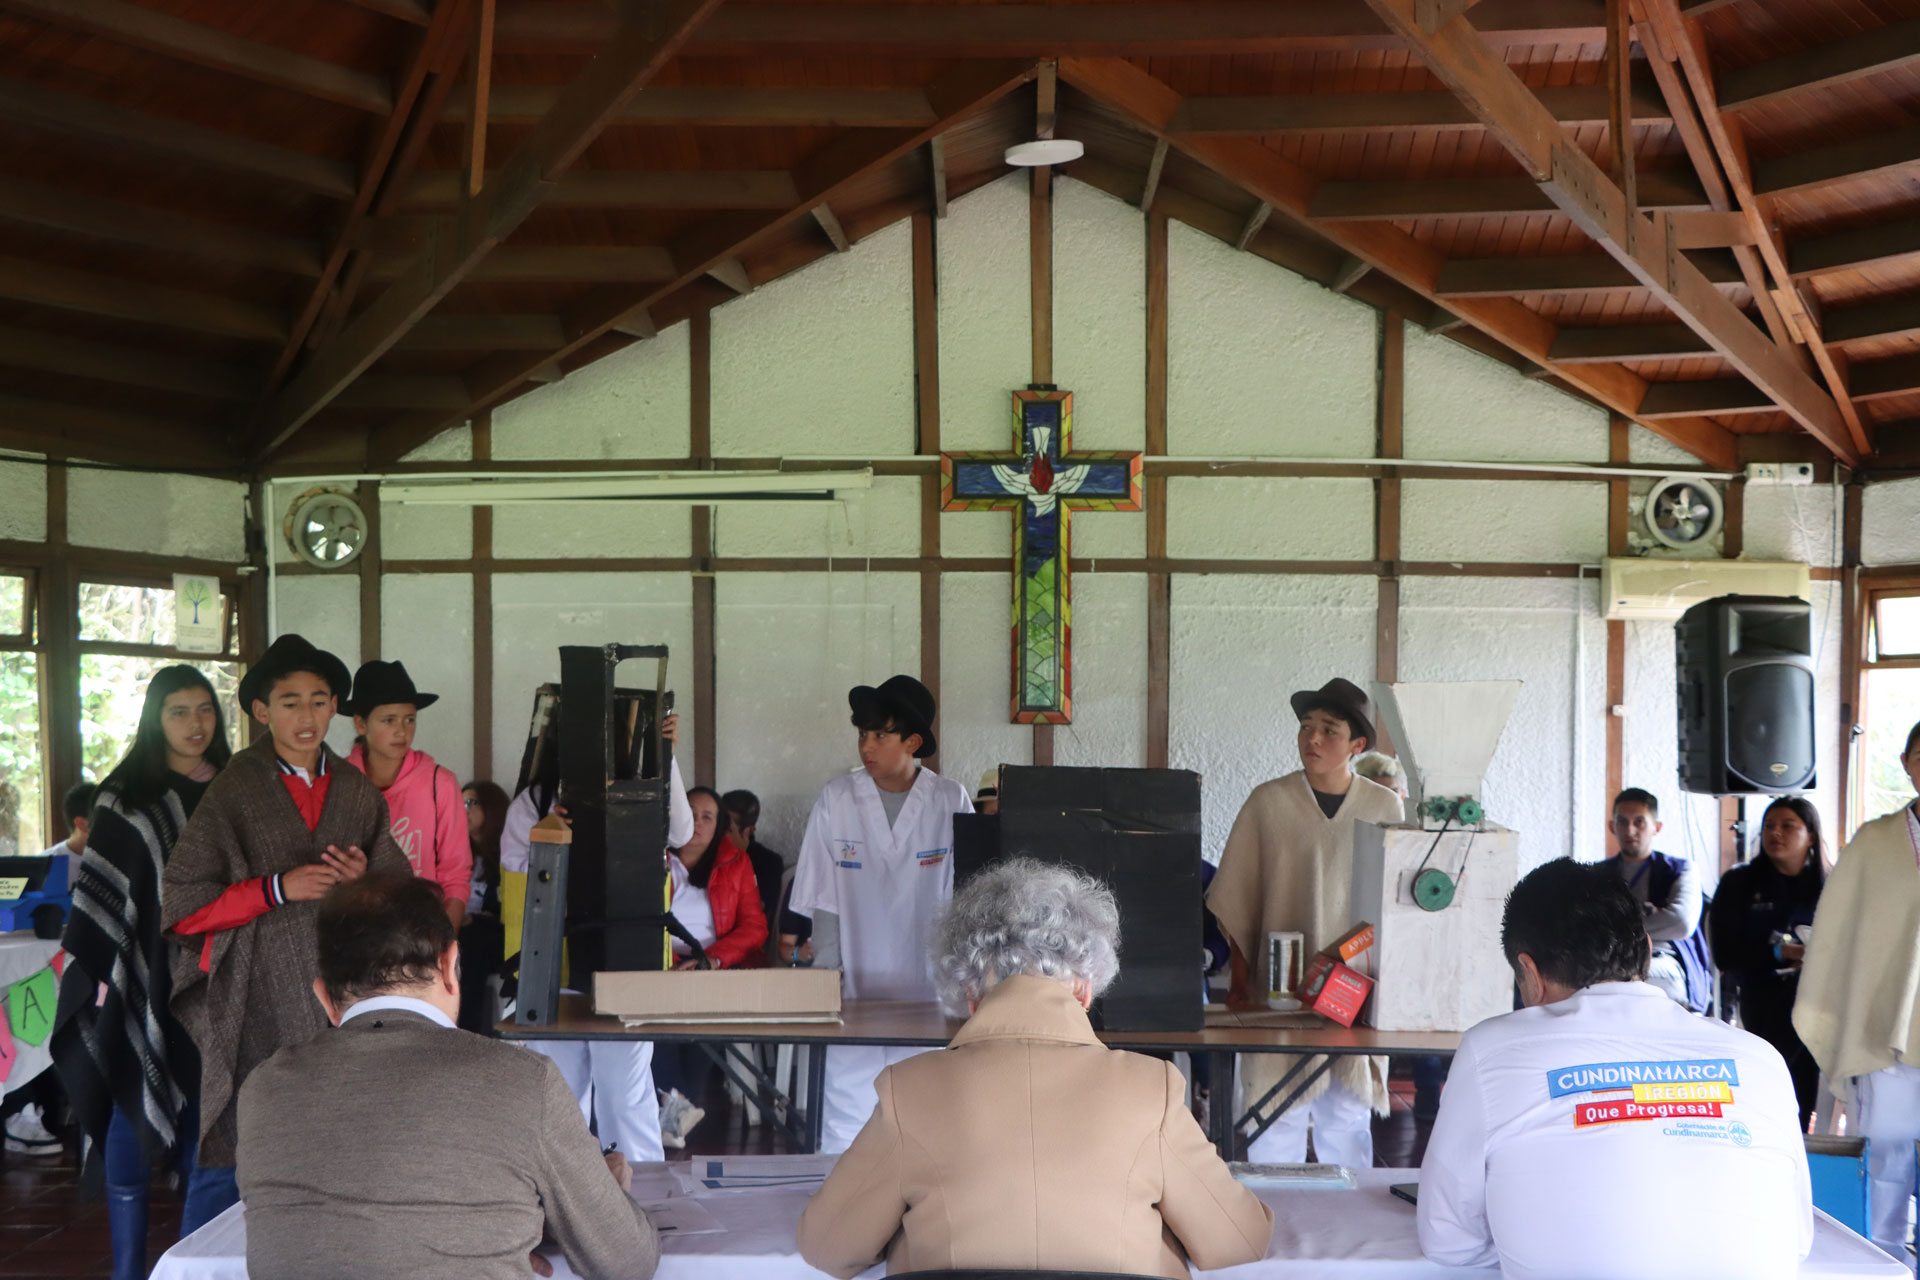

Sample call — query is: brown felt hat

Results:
[1289,677,1377,747]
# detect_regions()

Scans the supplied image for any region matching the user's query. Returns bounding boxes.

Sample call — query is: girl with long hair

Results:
[50,664,233,1280]
[1710,795,1827,1128]
[455,780,511,1032]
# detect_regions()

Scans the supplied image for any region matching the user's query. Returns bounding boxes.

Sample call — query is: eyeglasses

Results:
[462,797,477,810]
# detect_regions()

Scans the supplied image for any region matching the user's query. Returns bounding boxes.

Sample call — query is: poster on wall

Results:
[173,573,224,653]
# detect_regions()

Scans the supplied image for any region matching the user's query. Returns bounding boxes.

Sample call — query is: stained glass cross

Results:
[940,388,1144,724]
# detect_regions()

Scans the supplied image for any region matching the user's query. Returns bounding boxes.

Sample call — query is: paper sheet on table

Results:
[672,1154,838,1196]
[638,1197,725,1236]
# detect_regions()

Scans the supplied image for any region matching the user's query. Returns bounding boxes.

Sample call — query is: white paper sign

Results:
[173,573,223,653]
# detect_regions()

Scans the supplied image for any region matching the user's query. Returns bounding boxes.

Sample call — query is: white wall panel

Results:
[381,501,471,561]
[939,175,1032,451]
[1404,325,1607,462]
[1167,477,1373,560]
[0,455,46,542]
[1400,576,1607,869]
[1051,573,1149,770]
[714,571,919,855]
[713,219,913,458]
[1169,574,1376,860]
[271,574,361,756]
[714,476,920,558]
[1743,483,1840,566]
[402,425,472,462]
[1864,477,1920,566]
[380,573,475,784]
[940,572,1033,785]
[1054,176,1146,453]
[1166,219,1376,457]
[69,471,247,562]
[493,323,690,459]
[1628,425,1705,468]
[489,573,694,788]
[491,504,691,559]
[1402,479,1606,564]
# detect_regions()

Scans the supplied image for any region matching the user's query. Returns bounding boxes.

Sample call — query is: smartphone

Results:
[1390,1183,1419,1206]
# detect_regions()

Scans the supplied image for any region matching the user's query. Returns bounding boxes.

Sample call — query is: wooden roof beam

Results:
[1824,297,1920,347]
[1791,213,1920,279]
[1717,14,1920,114]
[811,204,851,253]
[0,396,229,466]
[1637,378,1775,418]
[1753,121,1920,200]
[396,314,567,350]
[1435,251,1742,295]
[1056,56,1739,470]
[1140,138,1169,210]
[399,169,800,210]
[1850,354,1920,403]
[367,59,1039,466]
[0,176,319,275]
[252,0,724,458]
[1310,171,1710,219]
[332,376,473,411]
[442,85,938,128]
[497,0,1610,55]
[929,136,949,218]
[0,76,354,198]
[369,245,677,283]
[1170,82,1668,135]
[1357,0,1858,464]
[0,325,252,400]
[1549,323,1712,363]
[342,0,431,23]
[0,0,392,113]
[0,255,284,343]
[1235,203,1273,251]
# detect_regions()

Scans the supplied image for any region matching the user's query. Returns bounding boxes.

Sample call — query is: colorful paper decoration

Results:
[7,967,55,1048]
[0,1006,14,1083]
[941,389,1145,723]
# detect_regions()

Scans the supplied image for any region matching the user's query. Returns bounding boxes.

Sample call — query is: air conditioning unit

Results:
[1601,558,1812,621]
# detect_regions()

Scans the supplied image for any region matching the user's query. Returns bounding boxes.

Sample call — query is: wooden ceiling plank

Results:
[1056,56,1739,470]
[1549,322,1712,362]
[1169,82,1668,134]
[372,59,1038,466]
[1754,122,1920,199]
[252,0,725,458]
[396,313,565,350]
[1638,378,1775,416]
[0,396,227,463]
[1851,353,1920,403]
[1645,0,1871,456]
[1825,297,1920,346]
[0,76,354,197]
[496,0,1609,54]
[1356,0,1857,464]
[369,245,675,282]
[332,374,471,410]
[399,169,800,209]
[1,0,392,114]
[1791,214,1920,279]
[1436,249,1743,294]
[0,325,251,399]
[1717,14,1920,113]
[443,85,938,128]
[0,176,319,275]
[0,254,284,342]
[1311,170,1709,219]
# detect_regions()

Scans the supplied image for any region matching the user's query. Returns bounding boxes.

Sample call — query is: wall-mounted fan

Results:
[1642,475,1724,551]
[284,488,369,569]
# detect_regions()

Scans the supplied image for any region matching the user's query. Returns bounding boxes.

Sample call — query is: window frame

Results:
[75,572,242,663]
[0,566,36,649]
[1851,574,1920,835]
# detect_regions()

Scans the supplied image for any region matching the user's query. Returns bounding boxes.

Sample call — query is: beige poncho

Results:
[1793,804,1920,1092]
[1207,770,1405,1114]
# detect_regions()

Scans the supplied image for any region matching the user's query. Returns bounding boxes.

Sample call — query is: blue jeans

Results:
[180,1163,239,1238]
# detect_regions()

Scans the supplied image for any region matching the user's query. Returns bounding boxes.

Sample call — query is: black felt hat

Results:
[239,634,351,711]
[346,659,440,717]
[848,674,938,759]
[1289,677,1377,748]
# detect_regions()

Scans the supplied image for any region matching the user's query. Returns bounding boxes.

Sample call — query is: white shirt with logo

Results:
[789,767,972,1001]
[1419,980,1813,1280]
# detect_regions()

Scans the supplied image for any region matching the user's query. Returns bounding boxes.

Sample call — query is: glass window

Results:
[0,574,26,640]
[80,654,243,783]
[1873,594,1920,660]
[79,582,181,648]
[1861,667,1920,824]
[0,650,43,857]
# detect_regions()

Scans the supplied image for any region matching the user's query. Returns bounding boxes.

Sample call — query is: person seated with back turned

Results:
[797,858,1273,1279]
[236,875,658,1280]
[1419,858,1811,1280]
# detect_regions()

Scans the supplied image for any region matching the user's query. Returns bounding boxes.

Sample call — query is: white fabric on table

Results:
[0,932,63,1098]
[151,1162,1904,1280]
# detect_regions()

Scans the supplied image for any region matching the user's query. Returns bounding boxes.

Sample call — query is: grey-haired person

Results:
[797,858,1273,1279]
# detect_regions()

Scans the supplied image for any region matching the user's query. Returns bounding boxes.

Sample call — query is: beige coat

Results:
[1794,806,1920,1089]
[1207,770,1404,1113]
[796,975,1274,1280]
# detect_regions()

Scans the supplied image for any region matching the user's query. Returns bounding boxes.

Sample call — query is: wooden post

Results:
[1605,415,1629,854]
[40,456,79,843]
[1030,146,1055,766]
[690,310,716,788]
[472,411,494,783]
[1838,478,1865,835]
[357,478,382,663]
[1376,312,1404,757]
[913,211,943,775]
[1145,208,1170,770]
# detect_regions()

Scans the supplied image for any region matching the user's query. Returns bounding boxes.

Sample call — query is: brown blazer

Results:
[237,1007,658,1280]
[796,975,1274,1279]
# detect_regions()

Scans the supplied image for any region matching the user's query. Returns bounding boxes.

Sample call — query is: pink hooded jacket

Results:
[346,745,473,908]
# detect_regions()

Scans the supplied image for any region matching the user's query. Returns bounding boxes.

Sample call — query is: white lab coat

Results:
[1418,981,1813,1280]
[499,756,694,874]
[789,766,972,1150]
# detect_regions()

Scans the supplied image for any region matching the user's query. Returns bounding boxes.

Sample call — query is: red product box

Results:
[1299,951,1338,1001]
[1327,922,1375,963]
[1309,962,1373,1027]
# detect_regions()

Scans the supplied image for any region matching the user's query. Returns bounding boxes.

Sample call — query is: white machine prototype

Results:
[1352,681,1523,1032]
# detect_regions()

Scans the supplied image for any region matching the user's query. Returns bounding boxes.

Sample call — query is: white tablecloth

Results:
[0,930,63,1098]
[151,1162,1906,1280]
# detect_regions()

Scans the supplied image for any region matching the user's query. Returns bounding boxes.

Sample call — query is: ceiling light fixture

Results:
[1005,138,1084,166]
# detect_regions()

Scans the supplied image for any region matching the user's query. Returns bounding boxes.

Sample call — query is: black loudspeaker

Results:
[1676,595,1816,795]
[955,766,1203,1032]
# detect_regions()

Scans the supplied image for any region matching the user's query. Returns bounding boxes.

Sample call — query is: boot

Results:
[106,1185,148,1280]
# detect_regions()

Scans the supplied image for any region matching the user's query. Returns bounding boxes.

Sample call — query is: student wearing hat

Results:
[160,635,409,1215]
[787,674,973,1153]
[344,660,473,930]
[1207,677,1405,1167]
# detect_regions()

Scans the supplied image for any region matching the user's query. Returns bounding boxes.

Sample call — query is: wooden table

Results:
[499,996,1464,1157]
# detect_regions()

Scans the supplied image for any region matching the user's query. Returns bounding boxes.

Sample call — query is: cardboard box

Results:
[1299,951,1337,1002]
[1309,963,1373,1028]
[594,968,843,1025]
[1326,922,1374,963]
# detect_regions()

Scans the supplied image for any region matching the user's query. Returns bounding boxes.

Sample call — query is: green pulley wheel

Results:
[1422,796,1455,824]
[1456,799,1485,827]
[1413,868,1457,912]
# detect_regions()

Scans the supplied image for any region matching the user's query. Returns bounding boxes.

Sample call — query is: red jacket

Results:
[697,836,769,970]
